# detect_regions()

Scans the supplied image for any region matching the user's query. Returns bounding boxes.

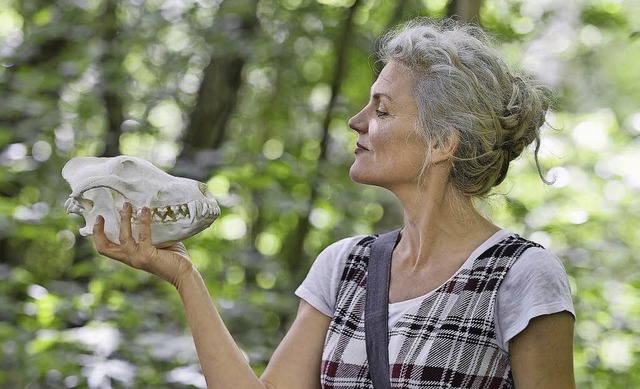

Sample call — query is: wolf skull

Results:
[62,155,220,247]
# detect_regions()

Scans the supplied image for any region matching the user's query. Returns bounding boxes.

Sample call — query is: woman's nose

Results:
[348,107,367,134]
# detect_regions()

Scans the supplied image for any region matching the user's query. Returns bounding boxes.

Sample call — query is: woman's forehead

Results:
[370,61,415,101]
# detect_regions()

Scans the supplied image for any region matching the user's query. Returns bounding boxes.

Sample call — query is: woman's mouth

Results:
[355,142,369,154]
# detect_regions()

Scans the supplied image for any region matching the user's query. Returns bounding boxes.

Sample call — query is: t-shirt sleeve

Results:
[295,236,364,318]
[495,246,575,353]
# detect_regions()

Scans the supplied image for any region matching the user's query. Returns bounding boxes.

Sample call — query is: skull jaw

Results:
[73,205,218,246]
[67,187,219,247]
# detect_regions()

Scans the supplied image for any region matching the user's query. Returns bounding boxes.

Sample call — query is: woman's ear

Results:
[431,130,460,164]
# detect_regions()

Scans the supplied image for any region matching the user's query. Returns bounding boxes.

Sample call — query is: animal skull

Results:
[62,155,220,247]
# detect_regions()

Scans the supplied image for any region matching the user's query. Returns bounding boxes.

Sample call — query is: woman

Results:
[93,18,575,388]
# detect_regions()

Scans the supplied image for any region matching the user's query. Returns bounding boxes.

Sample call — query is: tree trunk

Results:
[281,0,364,277]
[99,1,125,157]
[446,0,484,23]
[174,0,259,181]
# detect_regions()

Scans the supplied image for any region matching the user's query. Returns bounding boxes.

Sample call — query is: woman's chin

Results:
[348,166,361,183]
[349,166,374,186]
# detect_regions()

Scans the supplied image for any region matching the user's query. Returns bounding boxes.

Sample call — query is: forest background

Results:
[1,0,639,387]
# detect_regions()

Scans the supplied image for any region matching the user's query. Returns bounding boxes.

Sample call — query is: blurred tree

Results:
[99,0,126,157]
[447,0,484,22]
[176,0,259,180]
[0,0,638,387]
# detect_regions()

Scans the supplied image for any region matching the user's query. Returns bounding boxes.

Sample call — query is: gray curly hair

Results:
[377,18,551,197]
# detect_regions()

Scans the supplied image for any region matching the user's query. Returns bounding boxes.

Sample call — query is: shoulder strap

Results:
[365,228,401,389]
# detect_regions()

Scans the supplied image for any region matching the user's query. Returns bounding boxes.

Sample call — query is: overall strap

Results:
[365,228,401,389]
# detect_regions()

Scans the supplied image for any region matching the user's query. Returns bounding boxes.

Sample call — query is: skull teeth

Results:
[65,198,81,214]
[148,201,217,223]
[67,196,216,224]
[103,201,215,224]
[188,201,197,223]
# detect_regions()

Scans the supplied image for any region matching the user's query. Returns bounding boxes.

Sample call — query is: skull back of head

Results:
[62,155,220,246]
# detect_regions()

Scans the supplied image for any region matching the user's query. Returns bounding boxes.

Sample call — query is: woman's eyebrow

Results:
[371,92,393,102]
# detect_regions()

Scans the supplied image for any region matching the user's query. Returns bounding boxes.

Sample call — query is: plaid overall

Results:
[320,234,540,389]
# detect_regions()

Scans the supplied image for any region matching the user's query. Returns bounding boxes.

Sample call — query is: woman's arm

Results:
[509,311,575,389]
[175,269,331,388]
[93,203,330,388]
[260,300,331,388]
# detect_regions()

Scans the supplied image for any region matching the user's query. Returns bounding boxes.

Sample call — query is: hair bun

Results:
[378,17,553,196]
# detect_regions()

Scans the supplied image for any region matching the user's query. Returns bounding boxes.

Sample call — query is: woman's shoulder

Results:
[302,234,370,284]
[491,230,567,273]
[317,235,368,261]
[511,241,569,279]
[495,233,575,351]
[295,235,367,317]
[493,231,573,307]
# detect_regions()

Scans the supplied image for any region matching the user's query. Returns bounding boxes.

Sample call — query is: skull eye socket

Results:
[119,160,142,180]
[79,198,94,210]
[198,182,215,200]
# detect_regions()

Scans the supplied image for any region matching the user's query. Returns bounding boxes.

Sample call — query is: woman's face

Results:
[348,60,428,190]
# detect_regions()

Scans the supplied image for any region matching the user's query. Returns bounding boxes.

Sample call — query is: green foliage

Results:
[1,0,639,387]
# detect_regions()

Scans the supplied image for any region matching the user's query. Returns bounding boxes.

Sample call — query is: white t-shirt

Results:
[295,230,575,353]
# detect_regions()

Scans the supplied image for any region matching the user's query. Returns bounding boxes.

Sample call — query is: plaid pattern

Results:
[320,233,540,389]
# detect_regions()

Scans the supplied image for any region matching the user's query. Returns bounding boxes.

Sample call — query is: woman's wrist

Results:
[174,265,203,294]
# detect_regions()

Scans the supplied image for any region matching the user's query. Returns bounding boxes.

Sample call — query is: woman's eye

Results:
[375,109,389,117]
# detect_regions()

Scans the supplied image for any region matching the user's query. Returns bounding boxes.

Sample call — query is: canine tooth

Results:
[188,201,196,222]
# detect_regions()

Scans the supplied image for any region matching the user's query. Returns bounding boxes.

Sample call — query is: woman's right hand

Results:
[93,202,195,288]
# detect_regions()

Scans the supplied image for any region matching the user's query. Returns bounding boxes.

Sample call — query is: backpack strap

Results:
[365,228,401,389]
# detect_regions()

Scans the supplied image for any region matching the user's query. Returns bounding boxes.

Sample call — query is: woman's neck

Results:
[392,182,498,270]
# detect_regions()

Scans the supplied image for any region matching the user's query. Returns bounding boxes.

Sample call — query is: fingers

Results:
[135,207,157,264]
[93,203,136,265]
[116,202,153,266]
[92,206,190,285]
[119,202,134,247]
[118,204,157,268]
[137,207,152,245]
[93,215,112,253]
[93,215,126,262]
